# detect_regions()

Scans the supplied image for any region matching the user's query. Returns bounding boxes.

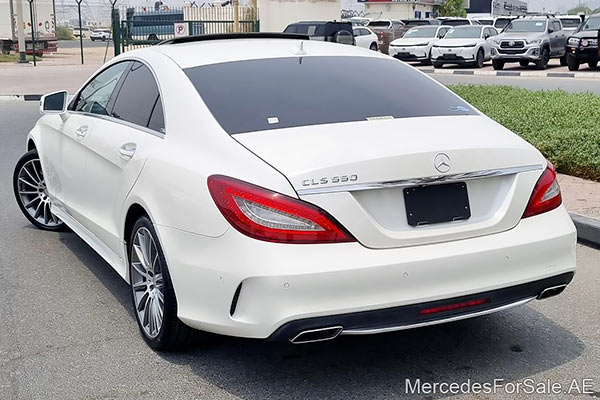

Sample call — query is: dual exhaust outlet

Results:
[288,284,568,344]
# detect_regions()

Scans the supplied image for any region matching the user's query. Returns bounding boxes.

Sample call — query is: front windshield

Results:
[404,27,438,38]
[444,27,482,39]
[582,17,600,31]
[505,20,547,33]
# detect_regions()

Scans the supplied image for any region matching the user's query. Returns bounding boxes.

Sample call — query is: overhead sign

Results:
[174,22,188,37]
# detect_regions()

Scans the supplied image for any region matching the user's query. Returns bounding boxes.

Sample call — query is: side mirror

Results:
[548,28,554,34]
[40,90,68,115]
[484,33,490,39]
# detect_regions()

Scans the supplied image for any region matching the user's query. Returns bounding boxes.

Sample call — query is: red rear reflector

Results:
[207,175,355,244]
[522,162,562,218]
[419,298,490,315]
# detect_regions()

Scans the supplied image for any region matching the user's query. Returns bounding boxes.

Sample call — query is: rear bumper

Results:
[268,272,574,342]
[157,206,576,340]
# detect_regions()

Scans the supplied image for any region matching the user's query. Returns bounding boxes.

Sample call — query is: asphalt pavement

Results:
[0,102,599,400]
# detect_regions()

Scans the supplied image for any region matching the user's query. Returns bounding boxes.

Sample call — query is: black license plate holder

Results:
[404,182,471,227]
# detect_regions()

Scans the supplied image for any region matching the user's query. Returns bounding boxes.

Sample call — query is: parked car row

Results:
[389,14,599,71]
[284,14,599,71]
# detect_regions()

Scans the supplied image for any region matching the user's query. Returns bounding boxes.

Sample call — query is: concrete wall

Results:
[257,0,341,32]
[364,2,435,20]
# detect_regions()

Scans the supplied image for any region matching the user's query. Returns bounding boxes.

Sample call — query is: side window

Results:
[555,21,562,32]
[73,62,130,115]
[284,25,297,33]
[148,96,165,133]
[111,62,162,130]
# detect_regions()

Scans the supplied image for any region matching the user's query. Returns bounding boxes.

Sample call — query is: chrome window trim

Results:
[69,111,166,139]
[296,164,543,196]
[341,297,535,335]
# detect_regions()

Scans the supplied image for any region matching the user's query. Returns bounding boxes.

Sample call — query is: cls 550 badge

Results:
[302,175,358,187]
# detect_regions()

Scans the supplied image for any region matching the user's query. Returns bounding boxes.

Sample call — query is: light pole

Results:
[76,0,84,64]
[26,0,36,66]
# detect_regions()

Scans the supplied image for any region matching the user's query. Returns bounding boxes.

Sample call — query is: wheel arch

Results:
[27,138,36,152]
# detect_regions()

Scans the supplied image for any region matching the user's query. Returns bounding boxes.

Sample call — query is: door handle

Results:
[119,143,137,160]
[75,125,88,139]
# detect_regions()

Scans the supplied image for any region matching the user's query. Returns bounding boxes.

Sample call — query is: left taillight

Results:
[522,162,562,218]
[207,175,355,244]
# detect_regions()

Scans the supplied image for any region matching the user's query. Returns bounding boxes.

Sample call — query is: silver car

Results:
[491,16,568,70]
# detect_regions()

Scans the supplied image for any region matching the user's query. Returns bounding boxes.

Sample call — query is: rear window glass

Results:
[368,21,391,28]
[444,19,470,26]
[559,18,580,28]
[184,56,476,135]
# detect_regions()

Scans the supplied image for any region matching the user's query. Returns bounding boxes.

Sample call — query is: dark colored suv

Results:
[283,21,355,45]
[566,14,600,71]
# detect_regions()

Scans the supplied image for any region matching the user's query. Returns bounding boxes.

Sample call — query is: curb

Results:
[570,213,600,247]
[0,94,42,102]
[420,68,600,79]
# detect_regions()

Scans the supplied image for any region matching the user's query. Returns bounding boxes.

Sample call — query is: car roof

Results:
[137,37,389,70]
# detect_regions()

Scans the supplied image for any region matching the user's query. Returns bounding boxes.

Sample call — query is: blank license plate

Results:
[403,182,471,227]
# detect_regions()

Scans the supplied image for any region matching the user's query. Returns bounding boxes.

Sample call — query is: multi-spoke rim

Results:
[17,159,61,227]
[131,227,164,339]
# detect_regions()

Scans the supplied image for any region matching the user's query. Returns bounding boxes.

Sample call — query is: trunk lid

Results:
[235,116,545,248]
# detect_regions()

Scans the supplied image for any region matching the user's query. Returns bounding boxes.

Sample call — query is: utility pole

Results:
[15,0,27,63]
[233,0,239,33]
[76,0,84,64]
[27,0,36,66]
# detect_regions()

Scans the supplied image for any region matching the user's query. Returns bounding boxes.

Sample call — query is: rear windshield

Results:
[477,19,494,26]
[443,19,470,27]
[368,21,391,28]
[406,20,431,26]
[184,56,476,135]
[494,18,512,29]
[559,18,581,28]
[404,27,438,38]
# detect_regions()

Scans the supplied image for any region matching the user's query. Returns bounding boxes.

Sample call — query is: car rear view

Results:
[160,42,576,343]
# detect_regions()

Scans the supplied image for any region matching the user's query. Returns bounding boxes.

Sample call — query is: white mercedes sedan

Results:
[13,33,576,350]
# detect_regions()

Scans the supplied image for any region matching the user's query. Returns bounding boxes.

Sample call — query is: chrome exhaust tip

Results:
[537,284,568,300]
[289,326,344,344]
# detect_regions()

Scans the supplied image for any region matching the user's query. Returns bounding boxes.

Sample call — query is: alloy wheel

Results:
[131,227,165,339]
[16,158,61,228]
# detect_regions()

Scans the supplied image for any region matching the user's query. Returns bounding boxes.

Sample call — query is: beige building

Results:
[364,0,437,20]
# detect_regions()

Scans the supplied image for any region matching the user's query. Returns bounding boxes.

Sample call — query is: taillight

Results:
[522,162,562,218]
[207,175,355,244]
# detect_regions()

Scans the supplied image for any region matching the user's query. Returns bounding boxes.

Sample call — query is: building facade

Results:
[466,0,527,17]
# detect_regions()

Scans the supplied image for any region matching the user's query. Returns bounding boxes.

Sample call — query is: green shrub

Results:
[56,25,74,40]
[450,85,600,182]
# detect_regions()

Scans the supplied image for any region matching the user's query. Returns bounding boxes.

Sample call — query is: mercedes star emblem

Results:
[434,153,451,173]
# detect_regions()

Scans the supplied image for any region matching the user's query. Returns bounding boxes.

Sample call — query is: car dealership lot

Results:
[1,102,599,400]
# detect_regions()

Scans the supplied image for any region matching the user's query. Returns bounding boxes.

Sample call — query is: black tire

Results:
[567,54,580,71]
[148,34,158,41]
[519,60,529,67]
[369,42,377,51]
[474,49,484,68]
[13,150,66,231]
[492,59,505,70]
[433,61,444,68]
[535,47,549,70]
[129,216,192,350]
[90,38,95,42]
[588,60,598,69]
[560,54,568,66]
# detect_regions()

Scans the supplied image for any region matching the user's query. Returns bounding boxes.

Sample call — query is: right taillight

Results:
[522,162,562,218]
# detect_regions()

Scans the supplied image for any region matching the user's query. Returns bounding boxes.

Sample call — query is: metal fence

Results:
[114,5,259,53]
